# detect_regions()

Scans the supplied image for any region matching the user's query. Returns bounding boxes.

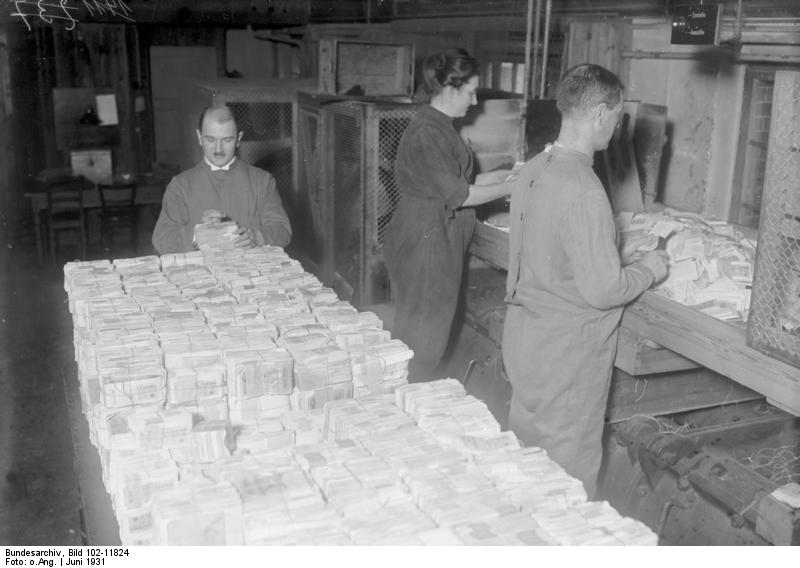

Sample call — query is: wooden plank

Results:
[470,222,509,270]
[607,368,762,424]
[622,291,800,415]
[473,299,700,374]
[319,39,414,97]
[616,326,700,375]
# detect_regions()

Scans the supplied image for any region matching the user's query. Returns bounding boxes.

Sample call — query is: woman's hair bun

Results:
[421,48,478,95]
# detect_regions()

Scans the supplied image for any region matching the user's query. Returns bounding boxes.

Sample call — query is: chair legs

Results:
[48,223,54,262]
[80,222,86,259]
[100,215,139,255]
[47,225,87,263]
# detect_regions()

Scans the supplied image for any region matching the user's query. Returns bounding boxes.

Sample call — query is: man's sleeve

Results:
[253,172,292,248]
[561,190,654,310]
[152,177,194,255]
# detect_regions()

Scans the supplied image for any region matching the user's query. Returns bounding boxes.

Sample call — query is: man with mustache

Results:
[152,104,291,254]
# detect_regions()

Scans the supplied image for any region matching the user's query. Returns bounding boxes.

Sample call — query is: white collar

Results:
[205,156,237,171]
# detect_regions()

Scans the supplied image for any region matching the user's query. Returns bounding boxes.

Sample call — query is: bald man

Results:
[152,104,292,254]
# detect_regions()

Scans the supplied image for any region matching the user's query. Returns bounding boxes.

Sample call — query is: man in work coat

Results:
[502,64,668,498]
[152,104,291,255]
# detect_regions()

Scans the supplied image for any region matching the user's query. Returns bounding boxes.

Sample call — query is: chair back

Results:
[46,175,86,215]
[98,182,137,209]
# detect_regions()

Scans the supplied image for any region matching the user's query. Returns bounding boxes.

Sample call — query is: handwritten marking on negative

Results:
[12,1,79,31]
[82,0,134,22]
[11,0,135,31]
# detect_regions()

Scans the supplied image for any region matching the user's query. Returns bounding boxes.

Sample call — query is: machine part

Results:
[615,416,700,491]
[462,356,491,389]
[601,431,771,545]
[656,497,692,540]
[602,411,800,545]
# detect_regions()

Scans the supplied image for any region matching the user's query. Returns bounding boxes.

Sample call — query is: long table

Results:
[469,221,800,416]
[26,174,168,263]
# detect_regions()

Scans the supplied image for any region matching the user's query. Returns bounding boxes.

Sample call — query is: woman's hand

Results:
[475,169,515,186]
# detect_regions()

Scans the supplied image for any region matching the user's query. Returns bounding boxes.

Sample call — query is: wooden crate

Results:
[616,326,700,376]
[318,38,414,97]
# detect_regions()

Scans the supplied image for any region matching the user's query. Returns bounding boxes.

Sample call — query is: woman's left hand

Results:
[476,169,514,185]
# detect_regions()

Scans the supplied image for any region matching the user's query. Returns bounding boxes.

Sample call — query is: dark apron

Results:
[384,194,476,380]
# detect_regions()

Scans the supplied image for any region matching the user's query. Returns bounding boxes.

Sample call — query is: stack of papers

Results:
[228,393,292,426]
[347,339,414,395]
[127,406,195,452]
[64,248,658,546]
[193,221,240,251]
[291,345,352,391]
[167,366,226,406]
[151,480,243,545]
[224,348,293,399]
[617,209,756,322]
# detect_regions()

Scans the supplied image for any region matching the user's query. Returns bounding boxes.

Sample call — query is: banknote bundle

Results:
[193,220,240,251]
[64,248,659,546]
[151,479,244,545]
[224,348,294,399]
[617,209,756,322]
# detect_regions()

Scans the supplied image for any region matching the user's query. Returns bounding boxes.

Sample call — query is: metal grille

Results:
[331,106,364,299]
[296,107,323,265]
[227,101,293,170]
[324,101,418,305]
[746,71,800,367]
[372,109,416,246]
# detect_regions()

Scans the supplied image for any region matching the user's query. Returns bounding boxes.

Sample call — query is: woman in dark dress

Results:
[384,48,515,381]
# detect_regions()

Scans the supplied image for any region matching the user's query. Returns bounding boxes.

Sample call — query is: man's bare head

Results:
[196,105,242,168]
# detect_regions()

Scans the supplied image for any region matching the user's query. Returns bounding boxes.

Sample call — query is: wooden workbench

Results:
[469,221,800,416]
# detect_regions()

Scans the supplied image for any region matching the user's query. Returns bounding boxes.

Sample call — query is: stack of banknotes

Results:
[64,246,657,546]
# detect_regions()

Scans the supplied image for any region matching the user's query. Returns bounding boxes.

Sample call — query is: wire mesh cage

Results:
[323,100,419,306]
[227,100,294,195]
[185,79,315,251]
[746,71,800,368]
[295,99,325,268]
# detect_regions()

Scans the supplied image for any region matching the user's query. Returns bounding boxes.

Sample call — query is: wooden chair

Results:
[44,175,88,261]
[97,181,138,252]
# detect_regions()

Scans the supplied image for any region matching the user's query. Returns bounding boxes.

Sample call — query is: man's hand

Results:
[201,209,223,224]
[620,233,658,265]
[233,226,254,248]
[233,226,264,248]
[638,251,669,285]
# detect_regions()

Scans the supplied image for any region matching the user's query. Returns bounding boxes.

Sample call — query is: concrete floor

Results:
[0,202,160,545]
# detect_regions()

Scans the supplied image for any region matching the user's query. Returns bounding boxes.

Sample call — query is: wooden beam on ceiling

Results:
[73,0,311,27]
